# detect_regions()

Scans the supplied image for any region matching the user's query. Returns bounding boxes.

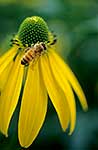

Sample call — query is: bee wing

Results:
[30,56,40,70]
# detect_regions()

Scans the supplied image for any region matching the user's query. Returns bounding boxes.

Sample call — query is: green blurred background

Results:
[0,0,98,149]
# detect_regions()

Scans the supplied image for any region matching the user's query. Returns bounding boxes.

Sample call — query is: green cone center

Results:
[17,16,49,46]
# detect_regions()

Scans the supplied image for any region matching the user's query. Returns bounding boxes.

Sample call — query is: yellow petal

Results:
[48,52,76,134]
[0,61,13,92]
[40,54,70,133]
[0,46,17,75]
[18,62,47,148]
[0,55,24,136]
[49,50,88,111]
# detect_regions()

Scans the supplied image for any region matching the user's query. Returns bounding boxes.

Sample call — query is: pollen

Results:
[17,16,49,46]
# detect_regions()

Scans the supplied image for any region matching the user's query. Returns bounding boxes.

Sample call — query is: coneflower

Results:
[0,16,88,148]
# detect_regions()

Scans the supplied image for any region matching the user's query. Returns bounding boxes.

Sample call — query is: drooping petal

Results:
[18,62,47,148]
[48,52,76,134]
[0,46,18,75]
[0,61,13,92]
[49,50,88,111]
[40,54,70,133]
[0,55,24,136]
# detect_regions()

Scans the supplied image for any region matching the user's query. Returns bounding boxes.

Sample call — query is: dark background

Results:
[0,0,98,149]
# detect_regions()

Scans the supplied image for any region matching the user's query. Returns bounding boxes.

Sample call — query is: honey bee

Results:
[21,42,46,66]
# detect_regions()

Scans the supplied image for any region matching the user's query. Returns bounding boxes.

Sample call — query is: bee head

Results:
[40,42,46,50]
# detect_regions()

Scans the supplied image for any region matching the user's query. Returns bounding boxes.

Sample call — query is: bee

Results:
[20,31,57,66]
[21,42,46,66]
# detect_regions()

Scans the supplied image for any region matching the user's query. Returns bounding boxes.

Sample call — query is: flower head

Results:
[0,16,88,148]
[18,16,49,46]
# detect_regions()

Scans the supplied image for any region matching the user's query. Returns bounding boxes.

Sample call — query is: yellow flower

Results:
[0,16,88,148]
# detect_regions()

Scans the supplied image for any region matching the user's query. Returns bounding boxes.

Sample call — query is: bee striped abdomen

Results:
[21,50,34,65]
[21,57,28,65]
